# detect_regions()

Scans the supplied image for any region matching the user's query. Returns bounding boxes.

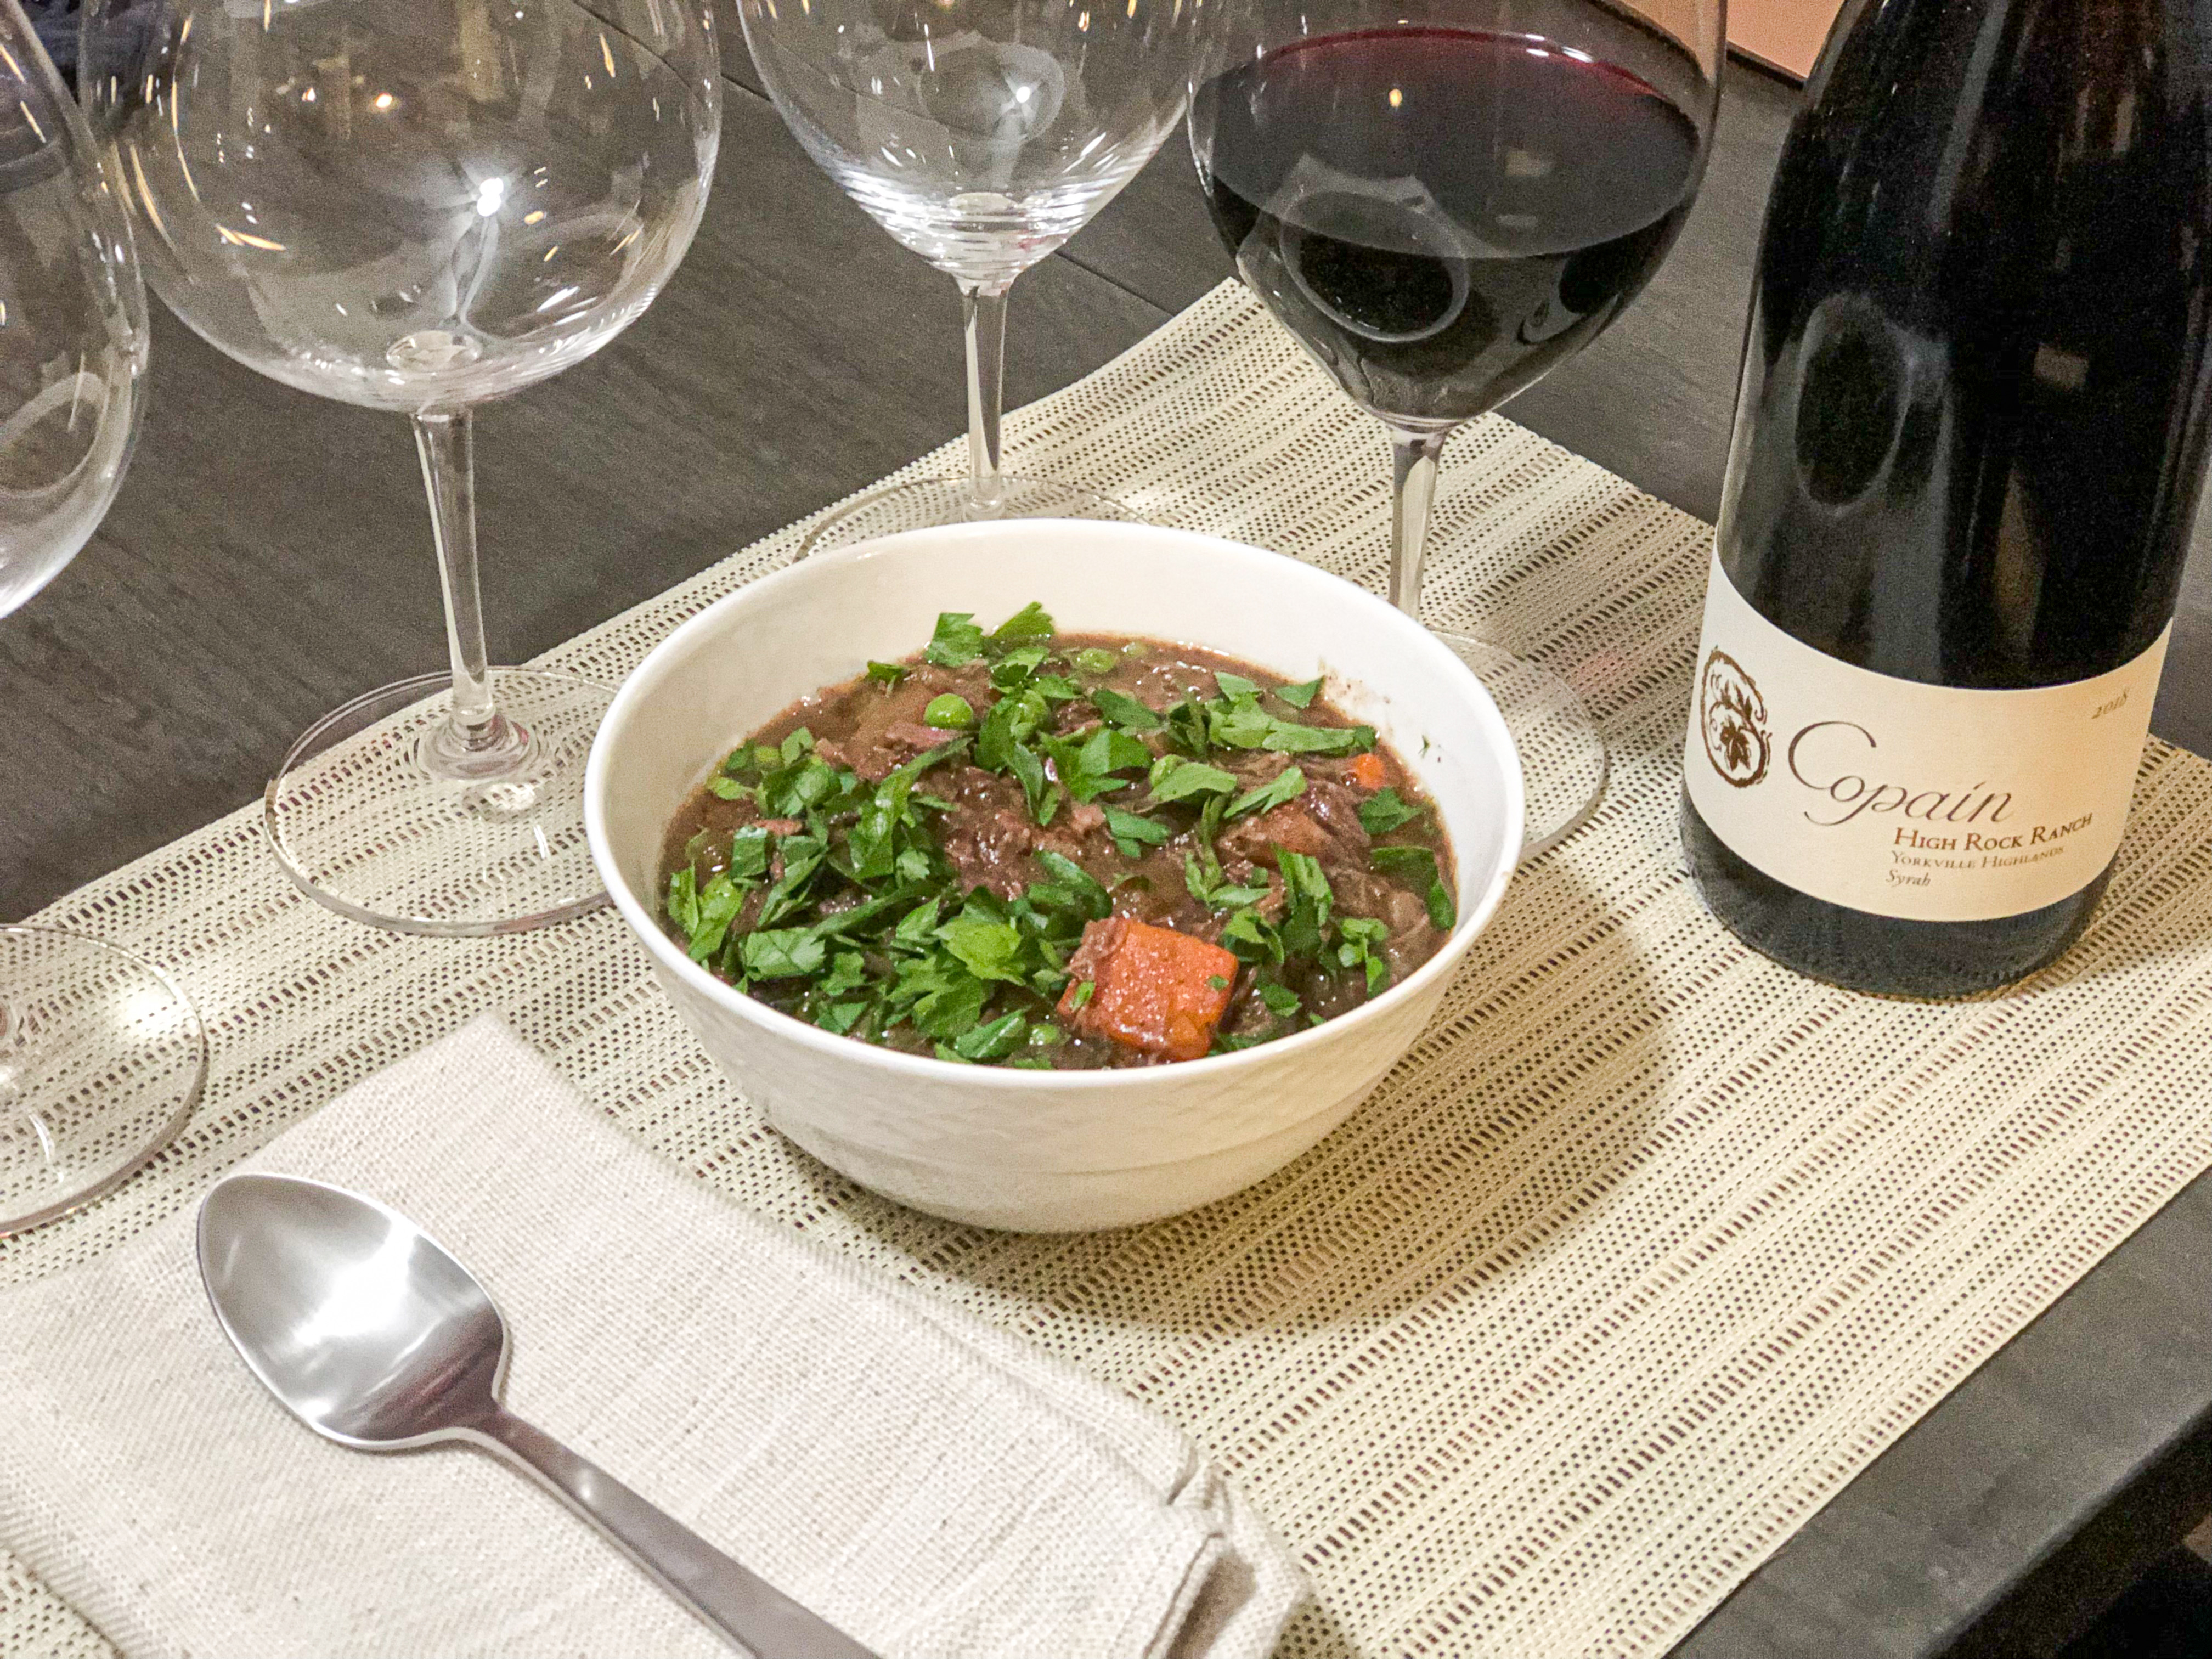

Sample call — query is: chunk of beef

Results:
[929,766,1120,895]
[884,721,954,755]
[1328,867,1441,979]
[1218,777,1370,873]
[1034,799,1111,864]
[936,766,1037,898]
[1302,778,1372,849]
[1381,886,1442,977]
[1220,801,1327,866]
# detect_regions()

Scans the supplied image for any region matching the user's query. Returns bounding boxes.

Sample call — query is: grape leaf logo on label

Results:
[1700,649,1770,788]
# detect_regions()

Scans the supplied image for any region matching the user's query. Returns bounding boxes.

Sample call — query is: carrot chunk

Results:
[1058,918,1239,1062]
[1347,752,1387,792]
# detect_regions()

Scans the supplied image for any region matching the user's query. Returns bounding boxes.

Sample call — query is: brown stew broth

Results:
[659,625,1456,1068]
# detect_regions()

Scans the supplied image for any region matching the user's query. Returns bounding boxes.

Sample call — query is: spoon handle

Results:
[471,1407,879,1659]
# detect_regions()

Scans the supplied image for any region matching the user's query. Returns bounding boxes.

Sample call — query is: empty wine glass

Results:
[81,0,721,934]
[0,0,205,1234]
[1188,0,1722,855]
[740,0,1197,554]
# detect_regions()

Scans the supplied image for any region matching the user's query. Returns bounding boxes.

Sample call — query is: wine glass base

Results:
[797,473,1133,558]
[0,927,207,1235]
[1435,632,1607,860]
[264,668,612,936]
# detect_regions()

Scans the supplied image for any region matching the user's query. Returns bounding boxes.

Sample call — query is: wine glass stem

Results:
[960,277,1013,514]
[413,409,523,777]
[1387,425,1451,619]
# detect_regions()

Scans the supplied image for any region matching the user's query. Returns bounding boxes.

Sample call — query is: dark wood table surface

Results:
[7,39,2211,1658]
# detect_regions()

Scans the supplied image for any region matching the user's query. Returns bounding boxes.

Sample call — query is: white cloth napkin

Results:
[0,1018,1303,1658]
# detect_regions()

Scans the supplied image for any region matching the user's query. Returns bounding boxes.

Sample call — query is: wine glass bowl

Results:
[740,0,1198,552]
[748,2,1187,281]
[92,0,716,414]
[82,0,720,935]
[0,0,205,1235]
[0,58,148,616]
[1187,0,1720,855]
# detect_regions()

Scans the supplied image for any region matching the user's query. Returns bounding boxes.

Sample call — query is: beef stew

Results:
[659,603,1459,1068]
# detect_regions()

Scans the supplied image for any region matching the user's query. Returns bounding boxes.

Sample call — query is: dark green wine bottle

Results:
[1681,0,2212,996]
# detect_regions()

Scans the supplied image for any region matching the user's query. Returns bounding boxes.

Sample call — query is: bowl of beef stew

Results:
[586,521,1523,1231]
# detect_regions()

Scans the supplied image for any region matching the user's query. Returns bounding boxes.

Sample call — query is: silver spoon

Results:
[197,1171,877,1659]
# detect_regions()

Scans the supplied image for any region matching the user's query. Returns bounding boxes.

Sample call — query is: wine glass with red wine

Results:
[1188,0,1721,855]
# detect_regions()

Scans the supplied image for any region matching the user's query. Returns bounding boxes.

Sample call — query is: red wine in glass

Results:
[1193,27,1702,424]
[1188,8,1718,855]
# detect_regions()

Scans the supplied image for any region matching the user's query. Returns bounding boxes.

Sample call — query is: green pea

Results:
[1027,1023,1065,1047]
[923,693,975,730]
[1073,647,1119,675]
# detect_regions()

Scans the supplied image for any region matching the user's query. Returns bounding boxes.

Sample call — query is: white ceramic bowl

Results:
[586,521,1523,1231]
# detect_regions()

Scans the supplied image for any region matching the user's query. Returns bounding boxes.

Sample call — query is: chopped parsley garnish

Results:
[925,611,986,667]
[1091,686,1163,732]
[1102,805,1172,859]
[1165,695,1212,758]
[1225,765,1305,822]
[990,647,1048,691]
[740,928,826,980]
[1042,726,1151,804]
[988,601,1056,651]
[1147,755,1239,805]
[1358,787,1424,836]
[726,826,771,879]
[1334,916,1391,994]
[659,601,1452,1068]
[1276,851,1335,961]
[1184,856,1272,912]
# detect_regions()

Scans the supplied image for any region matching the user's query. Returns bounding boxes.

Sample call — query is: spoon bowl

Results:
[195,1171,876,1659]
[199,1173,507,1448]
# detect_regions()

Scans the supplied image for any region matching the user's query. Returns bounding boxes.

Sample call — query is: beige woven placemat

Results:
[9,281,2212,1658]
